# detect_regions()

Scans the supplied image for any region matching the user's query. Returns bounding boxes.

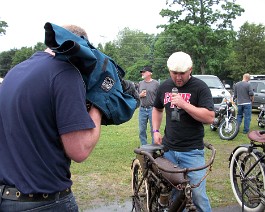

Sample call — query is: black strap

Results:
[0,185,5,204]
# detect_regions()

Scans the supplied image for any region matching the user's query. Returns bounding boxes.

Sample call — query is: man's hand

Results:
[121,80,140,108]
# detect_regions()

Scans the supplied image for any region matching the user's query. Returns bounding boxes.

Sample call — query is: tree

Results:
[33,42,46,52]
[0,49,17,77]
[11,47,35,67]
[101,28,155,82]
[0,42,46,77]
[158,0,244,75]
[0,19,8,36]
[228,22,265,80]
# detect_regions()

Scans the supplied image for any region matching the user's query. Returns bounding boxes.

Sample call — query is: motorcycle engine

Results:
[213,118,219,125]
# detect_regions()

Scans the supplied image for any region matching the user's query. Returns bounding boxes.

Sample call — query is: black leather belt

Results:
[141,106,153,109]
[0,185,71,202]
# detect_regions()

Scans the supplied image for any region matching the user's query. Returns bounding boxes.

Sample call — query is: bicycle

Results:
[131,142,216,212]
[229,130,265,212]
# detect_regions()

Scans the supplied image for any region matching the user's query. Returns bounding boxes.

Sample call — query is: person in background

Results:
[152,51,215,212]
[0,24,102,211]
[138,66,160,145]
[233,73,254,134]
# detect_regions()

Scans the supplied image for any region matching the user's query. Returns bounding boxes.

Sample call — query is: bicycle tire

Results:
[229,146,265,212]
[146,177,161,212]
[131,158,149,212]
[219,117,239,140]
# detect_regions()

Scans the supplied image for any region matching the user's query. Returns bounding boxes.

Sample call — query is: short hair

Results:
[243,73,250,80]
[62,24,88,39]
[167,51,193,73]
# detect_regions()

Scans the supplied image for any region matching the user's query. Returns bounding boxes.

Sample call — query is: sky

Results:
[0,0,265,52]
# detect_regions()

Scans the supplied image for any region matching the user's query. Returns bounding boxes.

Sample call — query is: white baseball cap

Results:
[167,51,193,73]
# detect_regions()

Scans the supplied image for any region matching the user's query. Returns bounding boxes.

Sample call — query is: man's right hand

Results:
[153,131,163,145]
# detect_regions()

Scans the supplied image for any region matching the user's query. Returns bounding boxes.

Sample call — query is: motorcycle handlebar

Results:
[134,142,216,174]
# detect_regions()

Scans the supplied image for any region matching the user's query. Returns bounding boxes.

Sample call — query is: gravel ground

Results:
[84,201,242,212]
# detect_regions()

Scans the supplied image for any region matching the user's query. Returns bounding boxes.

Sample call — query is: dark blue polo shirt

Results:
[0,51,95,194]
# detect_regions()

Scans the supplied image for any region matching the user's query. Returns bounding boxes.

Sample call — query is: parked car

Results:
[249,79,265,109]
[0,78,3,84]
[193,75,231,109]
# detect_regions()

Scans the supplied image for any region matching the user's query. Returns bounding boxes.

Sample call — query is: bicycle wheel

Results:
[146,178,161,212]
[131,158,149,212]
[219,117,239,140]
[229,146,265,212]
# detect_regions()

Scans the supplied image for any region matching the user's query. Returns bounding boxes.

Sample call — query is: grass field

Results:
[71,108,262,211]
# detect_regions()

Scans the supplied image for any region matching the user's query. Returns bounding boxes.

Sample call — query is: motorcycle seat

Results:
[248,130,265,143]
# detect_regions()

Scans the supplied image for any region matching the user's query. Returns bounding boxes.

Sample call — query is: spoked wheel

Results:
[219,118,239,140]
[131,158,149,212]
[147,180,160,212]
[229,146,265,212]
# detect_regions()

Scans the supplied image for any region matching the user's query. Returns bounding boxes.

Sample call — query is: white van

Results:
[0,78,3,84]
[193,75,231,108]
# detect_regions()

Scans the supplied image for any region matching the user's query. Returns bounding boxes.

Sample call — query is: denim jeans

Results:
[237,103,252,133]
[138,107,154,145]
[0,192,78,212]
[163,149,211,212]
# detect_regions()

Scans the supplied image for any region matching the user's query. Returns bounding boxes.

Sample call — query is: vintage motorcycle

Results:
[210,97,239,140]
[257,104,265,128]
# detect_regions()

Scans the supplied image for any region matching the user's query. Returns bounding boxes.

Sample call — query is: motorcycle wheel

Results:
[219,118,239,140]
[210,124,217,131]
[131,158,149,212]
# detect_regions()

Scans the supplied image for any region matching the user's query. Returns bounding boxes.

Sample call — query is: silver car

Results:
[193,75,231,108]
[249,79,265,109]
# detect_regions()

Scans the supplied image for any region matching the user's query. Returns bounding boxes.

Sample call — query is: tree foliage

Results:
[158,0,244,74]
[0,19,8,36]
[227,22,265,81]
[0,43,46,77]
[0,49,17,77]
[99,28,156,81]
[1,1,265,85]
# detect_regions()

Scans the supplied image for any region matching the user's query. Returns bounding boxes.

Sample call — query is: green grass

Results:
[71,108,262,211]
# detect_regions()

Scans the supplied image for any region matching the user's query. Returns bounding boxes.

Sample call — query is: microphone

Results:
[172,87,178,95]
[171,87,180,121]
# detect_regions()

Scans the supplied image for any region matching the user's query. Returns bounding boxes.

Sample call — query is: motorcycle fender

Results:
[228,144,254,167]
[131,155,146,172]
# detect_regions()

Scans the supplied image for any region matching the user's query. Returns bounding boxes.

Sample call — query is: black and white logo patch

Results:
[101,76,115,92]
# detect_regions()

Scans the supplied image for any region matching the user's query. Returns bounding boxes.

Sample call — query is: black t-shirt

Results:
[153,76,214,151]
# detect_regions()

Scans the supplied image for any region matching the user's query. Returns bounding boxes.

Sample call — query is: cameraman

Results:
[0,24,102,211]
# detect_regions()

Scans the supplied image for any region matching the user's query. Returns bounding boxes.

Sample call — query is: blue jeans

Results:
[237,104,252,133]
[164,149,211,212]
[0,192,78,212]
[139,107,154,145]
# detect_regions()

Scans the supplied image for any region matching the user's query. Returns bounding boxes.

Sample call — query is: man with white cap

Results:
[152,51,215,211]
